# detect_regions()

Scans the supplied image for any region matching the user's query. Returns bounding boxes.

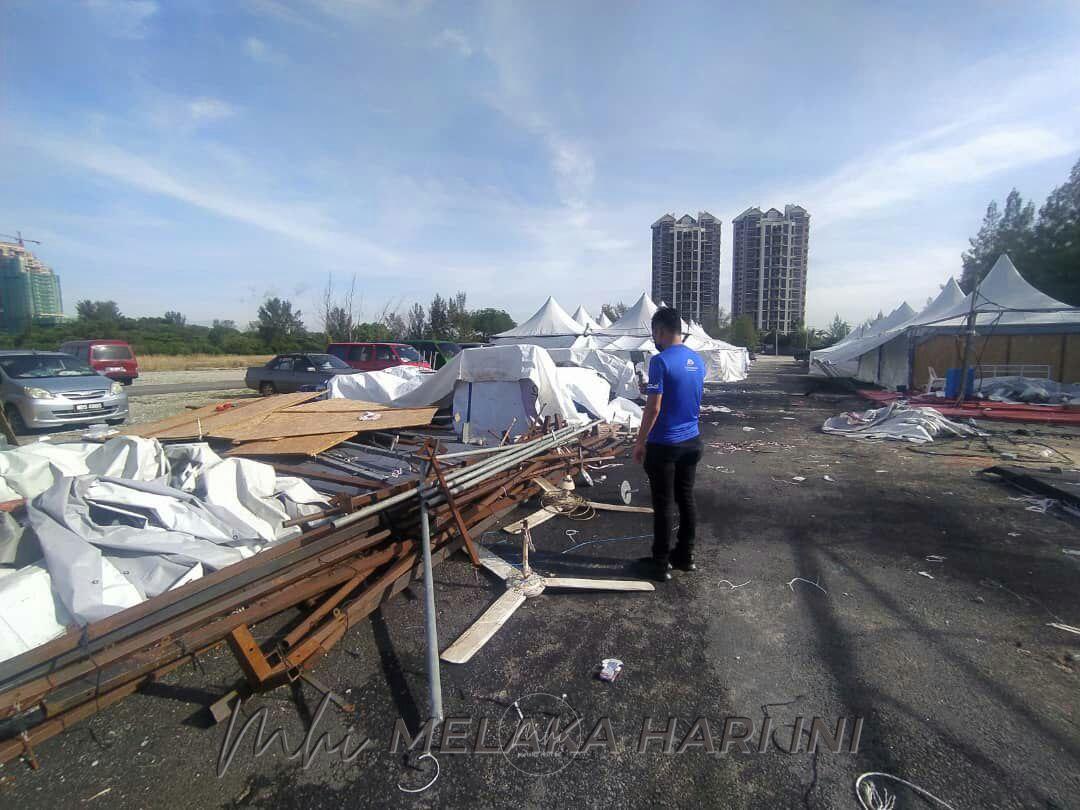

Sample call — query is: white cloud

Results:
[83,0,158,39]
[187,97,237,124]
[244,36,281,64]
[30,135,400,268]
[433,28,473,58]
[791,126,1075,229]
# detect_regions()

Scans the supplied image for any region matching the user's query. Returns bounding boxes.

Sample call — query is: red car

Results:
[326,342,431,371]
[59,339,139,384]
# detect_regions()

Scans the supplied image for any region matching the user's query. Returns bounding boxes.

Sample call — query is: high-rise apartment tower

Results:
[731,205,809,334]
[650,212,721,326]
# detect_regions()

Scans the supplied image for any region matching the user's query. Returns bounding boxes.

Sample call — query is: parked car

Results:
[406,340,461,369]
[245,352,361,395]
[59,339,139,384]
[0,351,128,433]
[326,342,431,372]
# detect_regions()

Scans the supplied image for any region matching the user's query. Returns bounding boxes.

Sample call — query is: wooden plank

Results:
[224,432,356,457]
[587,501,653,514]
[283,399,390,413]
[215,407,437,442]
[151,392,322,440]
[503,507,557,534]
[120,399,257,438]
[428,452,481,566]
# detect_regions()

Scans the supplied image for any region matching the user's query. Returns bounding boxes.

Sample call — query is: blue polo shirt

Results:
[645,343,705,444]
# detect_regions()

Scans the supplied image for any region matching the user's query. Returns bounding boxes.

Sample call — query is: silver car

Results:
[0,351,129,432]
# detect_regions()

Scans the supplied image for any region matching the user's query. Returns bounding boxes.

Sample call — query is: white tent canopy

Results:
[571,305,603,332]
[596,312,613,328]
[491,296,585,349]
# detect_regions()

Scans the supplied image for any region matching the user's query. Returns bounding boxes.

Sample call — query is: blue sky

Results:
[2,0,1079,330]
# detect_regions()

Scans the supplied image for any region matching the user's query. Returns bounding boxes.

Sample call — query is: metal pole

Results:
[417,460,443,723]
[957,279,980,402]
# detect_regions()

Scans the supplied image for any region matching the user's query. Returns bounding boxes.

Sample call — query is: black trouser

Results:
[644,437,703,562]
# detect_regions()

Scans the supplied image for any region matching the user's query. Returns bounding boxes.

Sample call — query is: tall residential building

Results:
[0,242,65,333]
[650,211,722,325]
[731,205,809,334]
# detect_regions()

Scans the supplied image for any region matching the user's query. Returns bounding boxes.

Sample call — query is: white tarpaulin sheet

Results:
[822,403,984,444]
[330,344,586,429]
[546,347,639,400]
[0,438,328,656]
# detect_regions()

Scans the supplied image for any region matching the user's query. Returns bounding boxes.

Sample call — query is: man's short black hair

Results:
[651,307,682,333]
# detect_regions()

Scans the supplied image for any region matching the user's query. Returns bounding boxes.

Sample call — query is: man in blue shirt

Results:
[632,307,706,582]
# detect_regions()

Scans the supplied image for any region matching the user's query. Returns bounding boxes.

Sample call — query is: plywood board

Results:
[283,399,389,413]
[215,407,437,442]
[120,398,258,438]
[223,432,357,457]
[152,391,323,440]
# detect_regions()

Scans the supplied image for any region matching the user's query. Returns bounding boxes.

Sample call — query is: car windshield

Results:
[92,345,132,360]
[0,355,98,379]
[306,353,351,370]
[437,342,461,356]
[395,345,422,361]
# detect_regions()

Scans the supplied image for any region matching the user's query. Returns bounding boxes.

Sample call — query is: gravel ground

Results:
[4,357,1078,808]
[127,388,254,426]
[129,370,245,389]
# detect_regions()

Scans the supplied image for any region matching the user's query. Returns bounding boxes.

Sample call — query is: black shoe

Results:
[635,556,672,582]
[670,553,697,572]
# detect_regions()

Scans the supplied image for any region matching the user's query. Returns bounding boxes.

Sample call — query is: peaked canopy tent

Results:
[810,301,918,379]
[571,305,603,332]
[490,296,585,349]
[900,254,1080,388]
[813,255,1080,390]
[593,292,749,382]
[596,312,613,328]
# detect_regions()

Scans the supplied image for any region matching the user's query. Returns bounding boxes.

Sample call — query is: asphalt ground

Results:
[2,356,1077,808]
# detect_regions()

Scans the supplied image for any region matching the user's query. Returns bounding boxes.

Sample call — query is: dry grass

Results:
[138,354,273,371]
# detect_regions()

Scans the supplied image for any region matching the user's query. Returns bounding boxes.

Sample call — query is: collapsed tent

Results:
[591,292,749,382]
[822,403,984,444]
[0,438,327,660]
[811,255,1080,389]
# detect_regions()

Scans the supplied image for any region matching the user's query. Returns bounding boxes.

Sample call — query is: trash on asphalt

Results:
[597,658,624,682]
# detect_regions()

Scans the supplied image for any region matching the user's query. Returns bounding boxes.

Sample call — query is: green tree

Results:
[324,306,353,342]
[76,300,122,320]
[471,308,515,338]
[961,189,1036,292]
[257,297,305,351]
[428,294,451,339]
[381,311,407,341]
[826,314,850,343]
[730,315,758,349]
[601,302,628,322]
[447,292,472,341]
[406,303,427,339]
[1032,157,1080,305]
[163,310,186,326]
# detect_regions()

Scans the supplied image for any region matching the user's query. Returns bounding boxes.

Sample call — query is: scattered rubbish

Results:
[875,469,887,473]
[925,555,946,563]
[398,752,440,794]
[1007,532,1021,537]
[701,405,733,414]
[84,787,113,802]
[706,465,734,474]
[742,426,756,432]
[917,571,935,579]
[1009,495,1056,514]
[781,416,796,420]
[718,579,751,590]
[1063,548,1080,556]
[792,476,806,483]
[597,658,624,682]
[788,577,827,595]
[619,480,634,505]
[823,475,836,483]
[855,771,958,810]
[1048,622,1080,636]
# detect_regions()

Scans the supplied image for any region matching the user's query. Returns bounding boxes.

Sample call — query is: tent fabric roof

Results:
[596,312,613,328]
[599,292,658,336]
[929,254,1079,328]
[494,296,584,338]
[571,305,602,331]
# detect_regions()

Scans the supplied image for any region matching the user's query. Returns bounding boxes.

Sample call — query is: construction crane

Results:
[0,231,41,248]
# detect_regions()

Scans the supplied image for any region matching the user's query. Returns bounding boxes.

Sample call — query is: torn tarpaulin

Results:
[822,402,983,444]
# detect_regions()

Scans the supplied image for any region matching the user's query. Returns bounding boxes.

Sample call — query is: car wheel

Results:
[259,382,277,397]
[107,417,127,426]
[3,404,28,436]
[122,378,134,386]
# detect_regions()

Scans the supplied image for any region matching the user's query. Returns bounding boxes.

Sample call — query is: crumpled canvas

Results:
[822,402,983,444]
